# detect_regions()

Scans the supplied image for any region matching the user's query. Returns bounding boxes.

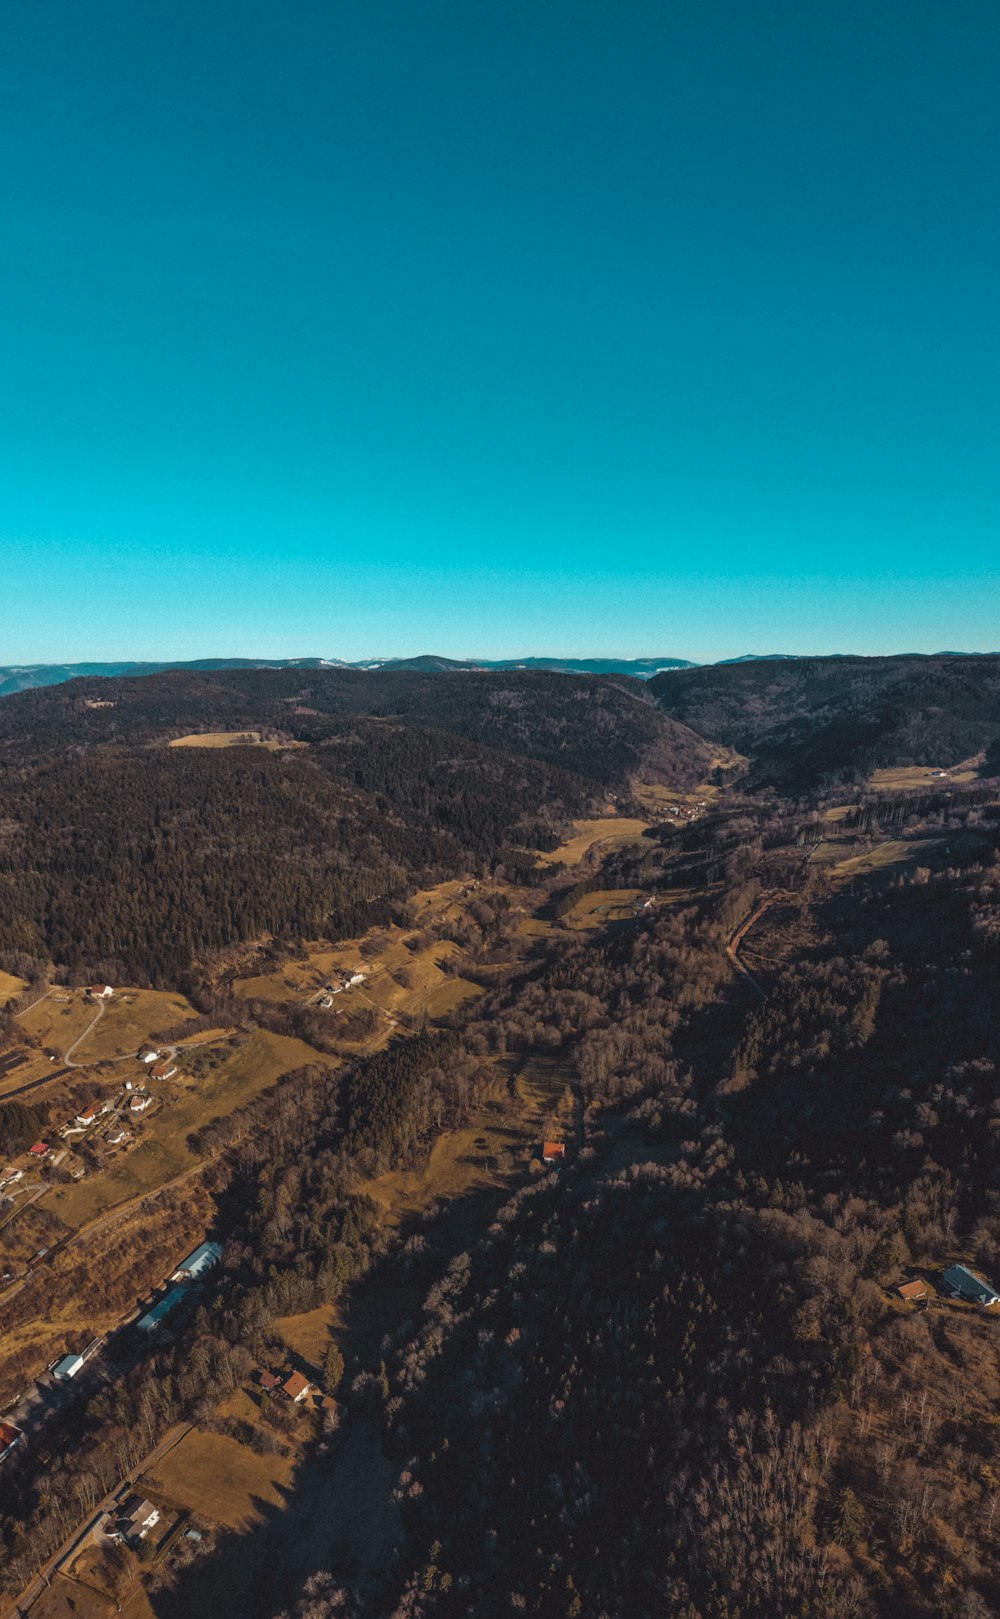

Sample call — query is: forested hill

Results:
[650,654,1000,789]
[0,668,711,984]
[0,665,711,785]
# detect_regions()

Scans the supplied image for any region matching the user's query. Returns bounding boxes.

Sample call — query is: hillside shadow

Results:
[148,1178,513,1619]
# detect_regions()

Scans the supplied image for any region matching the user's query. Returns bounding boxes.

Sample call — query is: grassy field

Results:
[28,1573,155,1619]
[274,1302,340,1368]
[168,731,307,751]
[821,804,855,823]
[537,817,652,868]
[17,994,100,1057]
[142,1425,298,1530]
[49,1030,325,1228]
[869,760,983,791]
[420,978,484,1018]
[831,838,943,878]
[73,988,196,1062]
[561,887,646,929]
[633,782,717,812]
[0,970,27,1005]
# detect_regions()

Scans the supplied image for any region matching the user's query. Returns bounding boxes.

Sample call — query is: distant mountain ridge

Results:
[0,654,695,697]
[0,650,993,699]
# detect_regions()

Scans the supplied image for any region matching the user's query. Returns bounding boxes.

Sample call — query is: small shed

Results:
[896,1279,929,1303]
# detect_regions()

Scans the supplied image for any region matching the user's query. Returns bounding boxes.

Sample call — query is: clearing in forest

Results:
[141,1423,298,1530]
[869,758,984,791]
[0,970,27,1005]
[17,994,100,1058]
[168,730,307,750]
[561,888,647,929]
[69,987,196,1062]
[831,837,943,877]
[537,817,652,868]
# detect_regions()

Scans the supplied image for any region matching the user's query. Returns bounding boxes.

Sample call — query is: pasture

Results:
[869,759,983,791]
[74,988,197,1062]
[168,731,306,751]
[142,1424,298,1531]
[561,887,646,929]
[537,817,652,868]
[0,970,27,1005]
[17,994,99,1058]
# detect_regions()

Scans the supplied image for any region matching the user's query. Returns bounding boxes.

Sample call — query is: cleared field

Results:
[869,760,982,791]
[73,988,196,1062]
[832,838,943,878]
[17,994,99,1056]
[0,970,27,1005]
[561,888,645,930]
[537,817,652,868]
[142,1427,297,1530]
[50,1030,325,1228]
[634,782,717,812]
[358,1120,517,1230]
[821,804,855,823]
[419,978,484,1018]
[275,1302,339,1367]
[168,730,306,751]
[27,1573,155,1619]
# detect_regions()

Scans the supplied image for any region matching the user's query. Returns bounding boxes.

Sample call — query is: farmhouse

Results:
[29,1141,49,1157]
[171,1239,223,1281]
[283,1371,312,1403]
[542,1141,566,1164]
[260,1371,281,1392]
[942,1263,1000,1307]
[53,1351,86,1381]
[139,1048,161,1064]
[113,1493,160,1544]
[130,1091,153,1113]
[0,1169,22,1189]
[151,1059,177,1081]
[0,1421,24,1465]
[87,985,114,1000]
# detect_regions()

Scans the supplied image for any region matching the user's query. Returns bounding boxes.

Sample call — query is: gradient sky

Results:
[2,0,998,663]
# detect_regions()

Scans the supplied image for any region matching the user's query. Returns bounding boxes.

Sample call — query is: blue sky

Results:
[1,0,998,663]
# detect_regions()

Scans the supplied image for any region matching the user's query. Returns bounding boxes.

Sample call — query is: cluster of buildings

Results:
[319,968,367,1007]
[895,1262,1000,1310]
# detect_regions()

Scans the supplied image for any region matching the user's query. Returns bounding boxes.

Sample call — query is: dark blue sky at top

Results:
[1,0,998,661]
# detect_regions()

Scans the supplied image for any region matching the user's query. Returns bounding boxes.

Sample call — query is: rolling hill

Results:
[650,654,1000,789]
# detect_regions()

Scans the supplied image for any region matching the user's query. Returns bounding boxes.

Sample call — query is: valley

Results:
[1,662,1000,1619]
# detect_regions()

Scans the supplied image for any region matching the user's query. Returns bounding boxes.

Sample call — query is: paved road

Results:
[9,1421,194,1617]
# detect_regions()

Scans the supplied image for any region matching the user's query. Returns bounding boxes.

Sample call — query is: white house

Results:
[75,1100,109,1127]
[130,1092,153,1113]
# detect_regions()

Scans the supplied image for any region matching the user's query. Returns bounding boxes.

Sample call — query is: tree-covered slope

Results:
[650,654,1000,789]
